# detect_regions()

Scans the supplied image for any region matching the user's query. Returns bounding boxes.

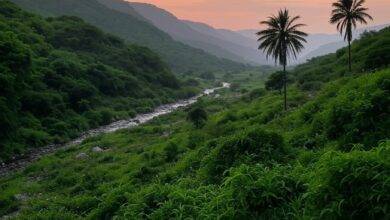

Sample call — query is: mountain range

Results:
[10,0,388,68]
[128,2,269,65]
[10,0,248,73]
[125,1,388,65]
[238,24,389,63]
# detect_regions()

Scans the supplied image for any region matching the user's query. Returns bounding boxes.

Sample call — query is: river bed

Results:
[0,82,230,176]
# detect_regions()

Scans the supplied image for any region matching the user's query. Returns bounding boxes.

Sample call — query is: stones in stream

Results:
[0,83,231,176]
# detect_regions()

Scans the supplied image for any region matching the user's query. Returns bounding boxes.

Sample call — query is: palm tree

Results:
[257,9,307,111]
[330,0,373,72]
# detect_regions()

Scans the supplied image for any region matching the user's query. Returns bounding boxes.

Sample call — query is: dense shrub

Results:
[305,142,390,219]
[202,164,305,219]
[244,88,266,101]
[202,128,285,182]
[187,107,208,128]
[265,71,284,94]
[293,27,390,89]
[164,142,179,162]
[310,71,389,149]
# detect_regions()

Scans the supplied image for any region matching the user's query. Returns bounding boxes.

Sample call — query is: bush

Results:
[164,142,179,162]
[99,108,114,125]
[265,71,284,93]
[202,164,305,219]
[187,107,208,129]
[312,72,389,149]
[243,88,266,101]
[202,128,285,182]
[305,142,390,219]
[18,128,51,148]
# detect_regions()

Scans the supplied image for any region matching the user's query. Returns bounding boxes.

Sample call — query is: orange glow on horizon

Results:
[127,0,390,33]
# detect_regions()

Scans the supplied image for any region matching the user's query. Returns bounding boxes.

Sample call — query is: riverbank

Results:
[0,83,230,176]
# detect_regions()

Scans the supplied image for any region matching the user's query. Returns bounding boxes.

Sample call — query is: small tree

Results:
[187,107,208,128]
[265,71,285,94]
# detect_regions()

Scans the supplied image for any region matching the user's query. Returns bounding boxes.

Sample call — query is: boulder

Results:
[75,152,89,160]
[92,147,104,152]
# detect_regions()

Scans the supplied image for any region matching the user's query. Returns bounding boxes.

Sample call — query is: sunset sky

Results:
[128,0,390,33]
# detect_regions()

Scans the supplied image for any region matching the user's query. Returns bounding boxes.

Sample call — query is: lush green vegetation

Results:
[10,0,252,74]
[293,27,390,91]
[0,1,206,160]
[0,23,389,218]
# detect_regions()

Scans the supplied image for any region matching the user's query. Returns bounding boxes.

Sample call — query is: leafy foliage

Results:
[306,143,389,219]
[293,27,390,91]
[0,1,193,159]
[187,107,208,128]
[265,71,285,93]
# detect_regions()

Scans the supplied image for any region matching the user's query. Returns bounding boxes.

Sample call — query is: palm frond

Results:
[330,0,373,42]
[257,9,307,66]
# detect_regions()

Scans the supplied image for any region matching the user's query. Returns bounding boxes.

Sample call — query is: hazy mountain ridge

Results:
[126,2,246,63]
[237,24,389,63]
[10,0,248,73]
[298,24,389,62]
[128,2,269,65]
[182,20,268,65]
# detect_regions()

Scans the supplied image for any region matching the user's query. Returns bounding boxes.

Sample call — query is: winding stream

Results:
[0,83,230,176]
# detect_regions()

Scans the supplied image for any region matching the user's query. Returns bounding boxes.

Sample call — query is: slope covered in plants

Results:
[293,26,390,91]
[0,1,198,160]
[0,27,389,218]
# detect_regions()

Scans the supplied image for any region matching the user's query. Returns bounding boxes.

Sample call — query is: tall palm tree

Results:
[330,0,373,72]
[257,9,307,111]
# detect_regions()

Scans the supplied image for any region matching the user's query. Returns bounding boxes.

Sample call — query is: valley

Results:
[0,0,389,219]
[0,83,231,176]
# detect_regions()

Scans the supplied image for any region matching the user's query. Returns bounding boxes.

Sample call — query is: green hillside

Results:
[1,19,389,219]
[10,0,249,73]
[0,1,200,160]
[293,27,390,91]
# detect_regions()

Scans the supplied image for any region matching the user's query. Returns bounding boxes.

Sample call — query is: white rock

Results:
[92,147,103,152]
[75,153,89,159]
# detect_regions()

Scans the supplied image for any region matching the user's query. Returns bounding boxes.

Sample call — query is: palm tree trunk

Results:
[348,40,352,72]
[283,64,287,111]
